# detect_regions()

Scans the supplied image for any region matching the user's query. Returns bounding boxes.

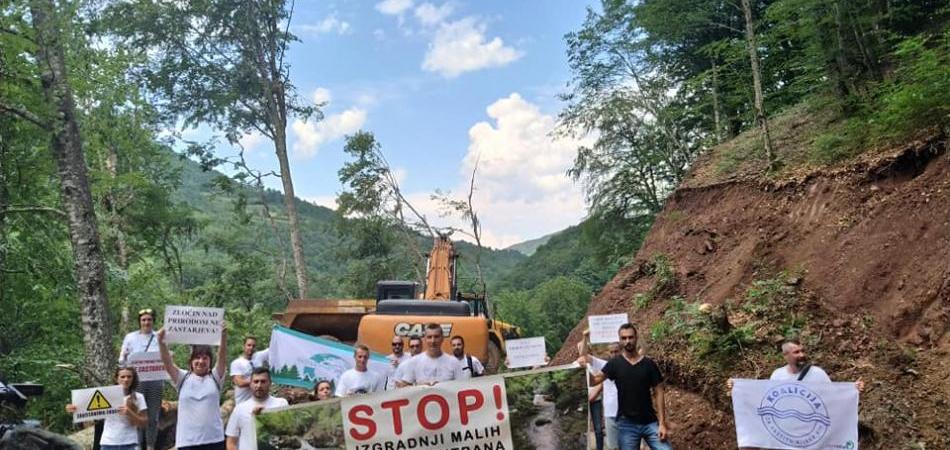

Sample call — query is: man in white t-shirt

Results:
[230,336,260,404]
[450,335,484,379]
[386,336,411,390]
[226,367,288,450]
[397,323,463,387]
[336,344,383,397]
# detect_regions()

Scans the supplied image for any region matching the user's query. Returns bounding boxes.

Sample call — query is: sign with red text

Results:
[163,305,224,345]
[127,351,170,382]
[341,375,513,450]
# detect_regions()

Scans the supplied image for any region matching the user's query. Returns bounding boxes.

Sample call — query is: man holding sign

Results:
[582,323,672,450]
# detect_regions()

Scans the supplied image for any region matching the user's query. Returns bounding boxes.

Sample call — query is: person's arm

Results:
[119,334,130,363]
[230,360,251,388]
[654,382,668,440]
[124,396,148,428]
[215,323,228,379]
[157,328,181,386]
[226,436,239,450]
[588,382,603,403]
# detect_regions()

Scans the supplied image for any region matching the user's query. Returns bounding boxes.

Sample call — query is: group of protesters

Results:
[66,306,864,450]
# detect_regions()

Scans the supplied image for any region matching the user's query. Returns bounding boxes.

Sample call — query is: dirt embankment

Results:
[555,135,949,449]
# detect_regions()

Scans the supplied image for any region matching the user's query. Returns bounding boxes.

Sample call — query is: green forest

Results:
[1,0,947,435]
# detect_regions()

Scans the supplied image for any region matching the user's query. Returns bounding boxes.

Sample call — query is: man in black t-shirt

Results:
[582,323,672,450]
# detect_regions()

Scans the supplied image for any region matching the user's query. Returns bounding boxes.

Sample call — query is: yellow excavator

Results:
[273,236,520,372]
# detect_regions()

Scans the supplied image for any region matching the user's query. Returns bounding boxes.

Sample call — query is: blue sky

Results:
[210,0,597,248]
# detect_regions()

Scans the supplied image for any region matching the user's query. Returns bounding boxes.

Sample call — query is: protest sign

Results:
[587,314,629,344]
[732,379,859,450]
[256,364,589,450]
[505,337,547,369]
[268,324,391,389]
[71,385,125,423]
[342,376,513,450]
[127,351,169,382]
[163,305,224,345]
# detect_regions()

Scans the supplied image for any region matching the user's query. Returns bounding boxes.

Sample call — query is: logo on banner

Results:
[757,383,831,447]
[86,390,113,411]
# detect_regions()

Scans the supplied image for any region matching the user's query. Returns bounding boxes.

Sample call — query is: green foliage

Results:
[631,254,676,310]
[494,276,592,350]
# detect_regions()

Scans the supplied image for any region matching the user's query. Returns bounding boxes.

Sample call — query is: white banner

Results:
[268,325,391,389]
[504,337,546,369]
[341,376,513,450]
[732,379,859,450]
[163,305,224,345]
[127,351,170,382]
[587,314,629,344]
[71,385,125,423]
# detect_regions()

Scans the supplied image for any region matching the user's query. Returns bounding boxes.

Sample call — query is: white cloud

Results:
[298,15,351,35]
[373,28,386,40]
[312,87,332,105]
[414,2,454,26]
[291,108,367,158]
[375,0,413,15]
[304,195,338,210]
[422,17,522,78]
[238,131,266,151]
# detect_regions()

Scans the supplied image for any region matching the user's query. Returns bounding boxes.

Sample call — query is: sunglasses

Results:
[138,308,154,316]
[392,342,404,346]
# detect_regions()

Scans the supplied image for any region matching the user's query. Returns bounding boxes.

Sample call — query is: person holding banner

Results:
[579,332,622,450]
[396,323,463,387]
[582,323,672,450]
[230,336,260,404]
[66,367,147,450]
[336,344,384,397]
[119,308,163,450]
[157,324,228,450]
[225,368,288,450]
[385,336,410,390]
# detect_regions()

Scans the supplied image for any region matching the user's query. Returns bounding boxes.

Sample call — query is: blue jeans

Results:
[616,417,672,450]
[590,399,604,450]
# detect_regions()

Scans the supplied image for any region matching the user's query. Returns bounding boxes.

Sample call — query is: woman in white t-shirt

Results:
[66,367,147,450]
[119,307,163,450]
[158,325,228,450]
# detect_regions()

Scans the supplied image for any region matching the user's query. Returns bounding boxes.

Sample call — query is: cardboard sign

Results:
[127,352,170,382]
[587,313,629,344]
[71,385,125,423]
[163,305,224,345]
[504,337,547,369]
[341,376,513,450]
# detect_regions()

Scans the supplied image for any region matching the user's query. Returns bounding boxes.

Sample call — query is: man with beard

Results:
[582,323,671,450]
[450,335,484,379]
[386,336,410,390]
[396,323,463,387]
[225,368,288,450]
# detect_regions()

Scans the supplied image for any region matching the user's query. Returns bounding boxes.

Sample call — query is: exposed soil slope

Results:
[555,134,949,449]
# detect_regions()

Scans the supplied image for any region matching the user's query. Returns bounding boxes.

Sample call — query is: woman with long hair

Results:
[66,367,147,450]
[119,308,162,450]
[158,324,227,450]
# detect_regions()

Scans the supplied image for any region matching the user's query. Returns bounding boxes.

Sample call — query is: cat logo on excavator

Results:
[393,322,453,337]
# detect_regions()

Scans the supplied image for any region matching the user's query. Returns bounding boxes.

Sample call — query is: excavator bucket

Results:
[272,298,376,343]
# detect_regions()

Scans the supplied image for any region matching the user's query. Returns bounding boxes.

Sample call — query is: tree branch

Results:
[0,100,47,128]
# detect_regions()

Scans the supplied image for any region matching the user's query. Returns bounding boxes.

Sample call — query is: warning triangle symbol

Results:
[86,390,112,411]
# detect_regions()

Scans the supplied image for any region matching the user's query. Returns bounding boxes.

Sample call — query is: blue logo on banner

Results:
[757,383,830,448]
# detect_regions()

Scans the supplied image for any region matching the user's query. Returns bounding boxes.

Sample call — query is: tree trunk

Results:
[104,146,130,332]
[739,0,776,170]
[271,84,308,299]
[30,0,114,385]
[711,60,723,143]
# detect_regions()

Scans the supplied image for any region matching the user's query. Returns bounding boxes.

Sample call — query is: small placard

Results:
[71,385,125,423]
[163,305,224,345]
[127,352,170,382]
[505,337,547,369]
[588,314,629,344]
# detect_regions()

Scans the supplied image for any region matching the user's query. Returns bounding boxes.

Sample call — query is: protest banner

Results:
[505,337,547,369]
[127,351,169,382]
[163,305,224,345]
[70,385,125,423]
[268,324,391,389]
[256,364,588,450]
[732,379,859,450]
[587,313,629,344]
